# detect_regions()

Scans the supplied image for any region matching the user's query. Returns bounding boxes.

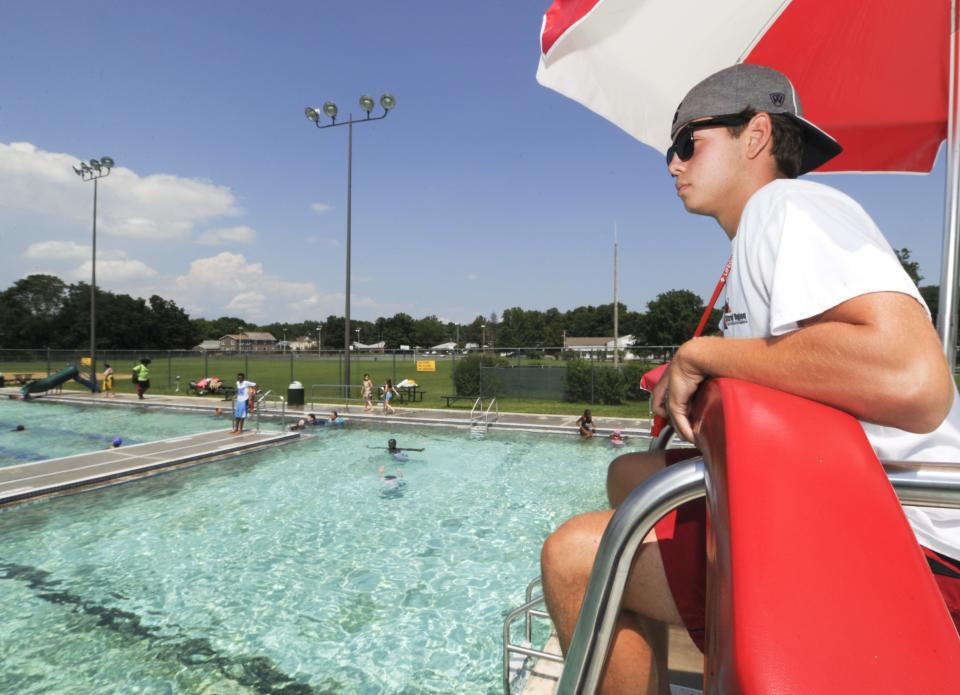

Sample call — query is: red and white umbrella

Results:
[537,0,949,173]
[537,0,960,351]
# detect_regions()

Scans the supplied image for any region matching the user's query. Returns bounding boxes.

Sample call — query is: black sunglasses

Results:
[666,115,751,166]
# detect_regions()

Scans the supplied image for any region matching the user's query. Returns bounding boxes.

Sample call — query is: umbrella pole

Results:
[938,0,960,369]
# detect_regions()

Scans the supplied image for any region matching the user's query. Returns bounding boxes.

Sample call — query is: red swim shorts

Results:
[655,448,960,651]
[654,448,707,652]
[923,546,960,634]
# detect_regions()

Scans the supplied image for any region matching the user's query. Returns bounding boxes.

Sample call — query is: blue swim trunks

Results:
[234,399,248,419]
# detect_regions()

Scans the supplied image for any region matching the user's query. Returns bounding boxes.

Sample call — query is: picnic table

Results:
[397,385,425,403]
[13,373,35,385]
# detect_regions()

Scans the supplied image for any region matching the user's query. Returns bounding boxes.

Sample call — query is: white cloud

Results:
[23,240,89,261]
[72,258,159,283]
[196,225,257,245]
[311,202,333,213]
[166,250,397,322]
[226,291,267,315]
[0,141,242,245]
[465,273,479,280]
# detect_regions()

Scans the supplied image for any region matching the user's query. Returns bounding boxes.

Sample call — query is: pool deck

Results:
[1,387,654,438]
[0,426,299,506]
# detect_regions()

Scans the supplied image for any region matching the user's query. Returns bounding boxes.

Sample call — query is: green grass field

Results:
[0,353,653,420]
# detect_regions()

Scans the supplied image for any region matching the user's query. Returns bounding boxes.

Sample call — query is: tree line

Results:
[0,249,935,351]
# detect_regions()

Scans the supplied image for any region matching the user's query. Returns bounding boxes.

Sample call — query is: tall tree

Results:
[0,274,68,348]
[641,290,707,345]
[894,247,923,285]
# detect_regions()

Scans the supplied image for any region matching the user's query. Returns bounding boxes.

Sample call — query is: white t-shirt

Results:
[236,380,256,402]
[722,178,960,559]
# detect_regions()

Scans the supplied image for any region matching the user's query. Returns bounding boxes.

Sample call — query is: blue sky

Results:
[0,2,949,325]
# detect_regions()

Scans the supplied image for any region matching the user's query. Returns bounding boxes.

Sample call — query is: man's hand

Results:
[651,344,708,442]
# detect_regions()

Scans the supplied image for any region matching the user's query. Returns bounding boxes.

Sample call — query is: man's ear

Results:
[743,112,774,162]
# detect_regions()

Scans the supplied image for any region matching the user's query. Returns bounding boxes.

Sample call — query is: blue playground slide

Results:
[20,365,98,398]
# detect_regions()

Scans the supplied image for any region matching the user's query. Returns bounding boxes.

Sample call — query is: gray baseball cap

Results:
[671,64,842,175]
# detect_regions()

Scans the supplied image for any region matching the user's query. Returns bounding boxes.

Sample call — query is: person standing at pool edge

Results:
[102,363,115,398]
[382,378,398,415]
[132,358,151,399]
[362,373,375,412]
[232,372,257,434]
[540,64,960,693]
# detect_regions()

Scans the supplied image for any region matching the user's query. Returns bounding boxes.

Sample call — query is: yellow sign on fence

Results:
[80,357,91,366]
[416,360,436,372]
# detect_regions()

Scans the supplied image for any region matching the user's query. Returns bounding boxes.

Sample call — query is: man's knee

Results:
[541,511,612,589]
[606,450,667,508]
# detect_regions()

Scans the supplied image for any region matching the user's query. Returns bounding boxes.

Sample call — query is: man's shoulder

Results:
[750,178,853,207]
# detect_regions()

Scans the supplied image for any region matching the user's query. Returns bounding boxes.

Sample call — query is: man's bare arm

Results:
[658,292,953,441]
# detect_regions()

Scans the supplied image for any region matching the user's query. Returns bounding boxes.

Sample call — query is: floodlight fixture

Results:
[303,91,396,399]
[73,153,117,398]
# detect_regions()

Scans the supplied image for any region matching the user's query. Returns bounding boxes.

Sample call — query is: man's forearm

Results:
[677,320,952,433]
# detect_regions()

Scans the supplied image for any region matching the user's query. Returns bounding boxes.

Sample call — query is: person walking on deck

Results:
[132,358,151,399]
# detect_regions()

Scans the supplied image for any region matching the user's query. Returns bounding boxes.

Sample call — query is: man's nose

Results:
[667,152,683,176]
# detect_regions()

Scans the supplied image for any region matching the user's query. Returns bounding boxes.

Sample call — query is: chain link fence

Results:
[0,345,677,411]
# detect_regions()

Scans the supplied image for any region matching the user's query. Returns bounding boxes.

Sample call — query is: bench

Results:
[442,395,470,407]
[220,386,237,400]
[13,373,36,385]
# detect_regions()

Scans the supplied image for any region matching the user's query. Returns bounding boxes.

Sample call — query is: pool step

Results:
[0,429,300,506]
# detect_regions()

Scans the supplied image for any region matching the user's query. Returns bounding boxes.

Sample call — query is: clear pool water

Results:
[0,399,224,465]
[0,400,638,694]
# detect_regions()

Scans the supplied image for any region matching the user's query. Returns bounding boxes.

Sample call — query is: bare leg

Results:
[606,450,670,508]
[541,510,681,695]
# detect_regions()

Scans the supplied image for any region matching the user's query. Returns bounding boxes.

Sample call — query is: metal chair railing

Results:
[551,423,960,694]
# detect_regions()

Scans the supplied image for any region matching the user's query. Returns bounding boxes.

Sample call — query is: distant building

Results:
[289,337,314,351]
[564,335,636,359]
[194,340,222,352]
[352,341,386,353]
[219,332,277,352]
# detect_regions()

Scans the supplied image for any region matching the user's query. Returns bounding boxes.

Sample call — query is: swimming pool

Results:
[0,398,225,465]
[0,401,634,693]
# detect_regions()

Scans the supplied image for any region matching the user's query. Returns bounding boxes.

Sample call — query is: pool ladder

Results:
[253,390,287,432]
[470,397,499,438]
[503,577,563,693]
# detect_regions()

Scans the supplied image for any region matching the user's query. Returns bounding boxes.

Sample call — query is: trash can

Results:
[287,380,304,407]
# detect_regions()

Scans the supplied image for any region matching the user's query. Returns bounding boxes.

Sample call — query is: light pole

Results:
[317,326,322,357]
[355,327,361,347]
[237,327,243,354]
[282,328,287,354]
[72,156,114,390]
[481,324,486,352]
[305,93,396,398]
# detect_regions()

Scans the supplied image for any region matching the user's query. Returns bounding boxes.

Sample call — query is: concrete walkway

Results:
[0,428,299,506]
[3,387,654,438]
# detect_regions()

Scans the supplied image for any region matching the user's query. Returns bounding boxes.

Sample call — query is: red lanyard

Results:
[693,256,732,338]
